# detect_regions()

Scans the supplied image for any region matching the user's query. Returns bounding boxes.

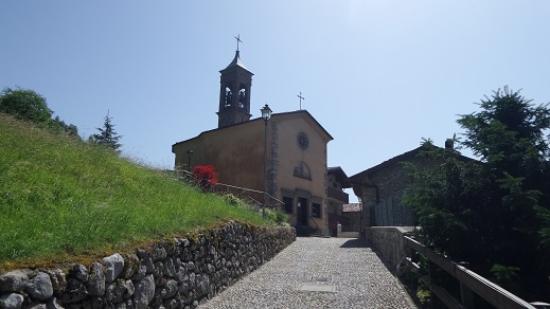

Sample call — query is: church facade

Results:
[172,49,341,236]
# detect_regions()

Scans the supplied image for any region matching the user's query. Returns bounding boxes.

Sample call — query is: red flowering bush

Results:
[192,164,218,190]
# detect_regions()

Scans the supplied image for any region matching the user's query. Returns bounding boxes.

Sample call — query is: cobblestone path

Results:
[200,237,416,309]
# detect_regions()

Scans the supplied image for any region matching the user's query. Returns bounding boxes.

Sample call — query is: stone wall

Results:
[364,226,415,273]
[352,147,444,228]
[0,221,295,309]
[361,161,418,226]
[340,212,361,232]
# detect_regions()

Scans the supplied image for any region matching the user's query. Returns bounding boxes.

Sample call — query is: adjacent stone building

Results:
[349,140,468,230]
[172,49,336,236]
[326,167,350,236]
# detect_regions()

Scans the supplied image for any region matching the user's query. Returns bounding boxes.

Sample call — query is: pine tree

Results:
[404,87,550,298]
[90,113,121,152]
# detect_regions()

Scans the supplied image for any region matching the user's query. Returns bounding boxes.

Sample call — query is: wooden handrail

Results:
[403,236,536,309]
[419,276,465,309]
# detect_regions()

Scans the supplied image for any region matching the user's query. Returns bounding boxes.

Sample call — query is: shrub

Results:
[192,164,219,190]
[223,193,242,206]
[264,208,289,225]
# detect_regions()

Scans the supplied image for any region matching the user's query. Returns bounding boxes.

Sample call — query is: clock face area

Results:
[297,132,309,150]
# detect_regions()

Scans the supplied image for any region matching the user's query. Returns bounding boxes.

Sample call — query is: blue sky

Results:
[2,1,550,200]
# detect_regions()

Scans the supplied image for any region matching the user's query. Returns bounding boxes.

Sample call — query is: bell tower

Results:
[217,41,253,128]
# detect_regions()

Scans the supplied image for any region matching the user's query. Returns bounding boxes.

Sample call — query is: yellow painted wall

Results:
[172,112,331,234]
[273,114,329,232]
[173,120,265,192]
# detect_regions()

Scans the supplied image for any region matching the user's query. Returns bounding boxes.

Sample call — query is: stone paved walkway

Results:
[200,237,416,309]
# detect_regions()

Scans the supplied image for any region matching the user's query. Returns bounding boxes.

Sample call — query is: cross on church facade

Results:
[234,34,243,51]
[297,91,305,110]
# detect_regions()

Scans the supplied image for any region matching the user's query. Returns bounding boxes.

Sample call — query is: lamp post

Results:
[260,104,272,216]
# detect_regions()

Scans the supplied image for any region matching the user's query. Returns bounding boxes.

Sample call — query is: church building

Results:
[172,48,341,236]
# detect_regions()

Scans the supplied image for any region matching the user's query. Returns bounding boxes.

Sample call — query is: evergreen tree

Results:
[404,87,550,299]
[90,113,122,152]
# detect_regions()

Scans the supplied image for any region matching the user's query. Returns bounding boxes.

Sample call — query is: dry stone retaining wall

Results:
[0,221,295,309]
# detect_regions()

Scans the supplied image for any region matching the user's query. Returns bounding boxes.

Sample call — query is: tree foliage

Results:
[50,116,79,137]
[89,113,122,152]
[0,88,52,123]
[0,87,79,137]
[404,88,550,298]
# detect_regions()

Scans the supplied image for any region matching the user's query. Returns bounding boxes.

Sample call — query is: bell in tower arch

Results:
[238,84,247,109]
[224,85,233,108]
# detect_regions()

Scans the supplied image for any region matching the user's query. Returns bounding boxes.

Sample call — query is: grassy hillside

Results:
[0,114,269,269]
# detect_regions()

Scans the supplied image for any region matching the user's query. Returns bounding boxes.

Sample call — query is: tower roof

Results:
[220,51,253,75]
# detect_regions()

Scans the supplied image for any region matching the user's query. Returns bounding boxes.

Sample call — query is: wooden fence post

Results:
[460,282,475,308]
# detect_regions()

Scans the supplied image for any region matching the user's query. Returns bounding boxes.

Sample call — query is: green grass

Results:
[0,114,270,269]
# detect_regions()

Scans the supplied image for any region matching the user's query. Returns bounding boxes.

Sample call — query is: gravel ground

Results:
[200,237,416,309]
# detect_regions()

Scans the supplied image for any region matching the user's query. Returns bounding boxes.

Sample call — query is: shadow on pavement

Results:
[339,238,368,248]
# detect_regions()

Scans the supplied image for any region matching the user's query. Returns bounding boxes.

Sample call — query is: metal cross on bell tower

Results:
[234,34,243,52]
[297,91,305,110]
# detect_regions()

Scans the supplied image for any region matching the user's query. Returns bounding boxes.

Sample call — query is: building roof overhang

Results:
[349,143,477,184]
[328,166,351,188]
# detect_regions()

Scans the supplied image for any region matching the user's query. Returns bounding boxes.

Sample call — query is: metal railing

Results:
[175,168,283,208]
[402,236,536,309]
[213,182,284,207]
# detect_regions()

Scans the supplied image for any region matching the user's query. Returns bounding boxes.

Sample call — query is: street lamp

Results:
[260,104,272,216]
[261,104,272,122]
